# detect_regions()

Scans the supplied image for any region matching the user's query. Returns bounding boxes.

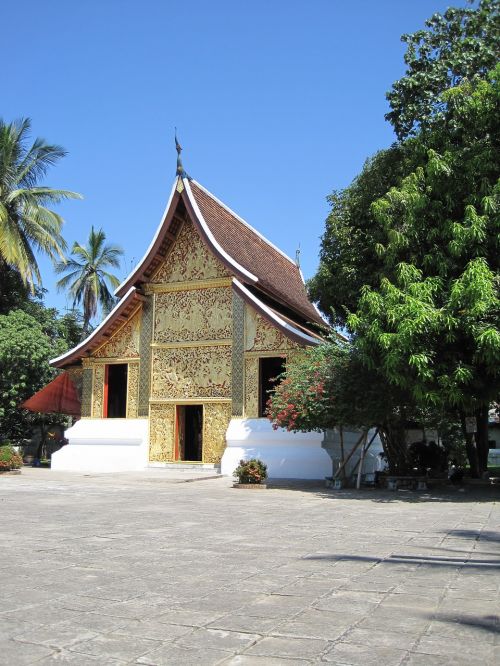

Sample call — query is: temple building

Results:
[50,157,333,478]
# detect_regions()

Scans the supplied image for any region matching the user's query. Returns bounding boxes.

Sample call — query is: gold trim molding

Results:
[244,350,288,359]
[149,398,232,405]
[151,339,232,350]
[144,277,232,294]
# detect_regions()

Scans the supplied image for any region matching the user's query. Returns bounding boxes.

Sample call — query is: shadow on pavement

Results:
[302,552,500,570]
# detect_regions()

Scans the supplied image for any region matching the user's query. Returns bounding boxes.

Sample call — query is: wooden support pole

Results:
[349,429,380,478]
[356,431,368,489]
[333,430,367,480]
[339,425,345,480]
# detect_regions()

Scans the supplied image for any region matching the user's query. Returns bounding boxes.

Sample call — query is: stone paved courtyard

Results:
[0,469,499,665]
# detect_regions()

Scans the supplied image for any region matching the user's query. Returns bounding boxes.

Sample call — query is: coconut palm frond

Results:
[0,117,81,287]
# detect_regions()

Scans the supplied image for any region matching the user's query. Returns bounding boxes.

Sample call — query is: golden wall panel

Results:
[127,362,139,418]
[152,221,230,284]
[151,346,232,400]
[149,403,175,462]
[203,403,232,464]
[244,357,259,418]
[92,365,105,417]
[94,309,141,359]
[245,307,299,352]
[154,287,232,344]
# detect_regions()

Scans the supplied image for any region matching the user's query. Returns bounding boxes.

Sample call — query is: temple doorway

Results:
[177,405,203,461]
[104,364,128,418]
[259,357,286,417]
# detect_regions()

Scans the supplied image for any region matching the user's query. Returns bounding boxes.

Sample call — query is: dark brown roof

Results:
[189,181,324,326]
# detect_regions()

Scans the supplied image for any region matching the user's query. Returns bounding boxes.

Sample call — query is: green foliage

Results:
[234,458,268,484]
[0,445,23,469]
[0,118,81,288]
[308,144,417,327]
[351,72,500,419]
[386,0,500,139]
[55,226,123,334]
[0,306,82,442]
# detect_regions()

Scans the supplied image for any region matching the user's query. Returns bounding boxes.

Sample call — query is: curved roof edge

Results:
[183,179,258,283]
[50,287,142,368]
[115,180,179,298]
[232,279,322,347]
[115,177,258,299]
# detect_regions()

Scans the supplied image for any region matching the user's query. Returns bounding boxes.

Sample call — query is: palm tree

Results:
[0,118,81,288]
[55,227,123,336]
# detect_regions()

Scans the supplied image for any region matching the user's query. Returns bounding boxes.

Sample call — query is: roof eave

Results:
[232,278,322,347]
[50,287,143,369]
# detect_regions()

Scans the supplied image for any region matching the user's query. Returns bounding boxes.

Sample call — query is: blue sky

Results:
[2,0,467,317]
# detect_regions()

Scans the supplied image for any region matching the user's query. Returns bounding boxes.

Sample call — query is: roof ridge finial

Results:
[295,243,301,268]
[175,128,189,179]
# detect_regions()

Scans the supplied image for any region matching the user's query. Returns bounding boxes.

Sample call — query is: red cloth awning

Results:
[21,373,81,417]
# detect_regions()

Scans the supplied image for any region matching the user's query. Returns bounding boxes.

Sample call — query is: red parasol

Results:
[21,373,81,418]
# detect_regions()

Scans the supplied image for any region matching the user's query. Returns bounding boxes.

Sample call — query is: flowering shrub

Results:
[0,445,23,470]
[234,458,267,484]
[266,342,348,432]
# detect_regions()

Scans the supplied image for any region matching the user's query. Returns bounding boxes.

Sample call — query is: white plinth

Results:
[222,418,331,479]
[51,419,149,473]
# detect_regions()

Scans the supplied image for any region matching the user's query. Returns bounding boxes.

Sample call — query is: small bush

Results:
[234,458,267,484]
[0,445,23,470]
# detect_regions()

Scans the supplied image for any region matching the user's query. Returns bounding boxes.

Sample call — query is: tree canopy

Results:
[0,118,81,289]
[55,226,123,335]
[386,0,499,139]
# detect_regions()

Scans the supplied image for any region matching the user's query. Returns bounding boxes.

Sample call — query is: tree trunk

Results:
[475,406,490,474]
[460,413,479,478]
[380,419,409,473]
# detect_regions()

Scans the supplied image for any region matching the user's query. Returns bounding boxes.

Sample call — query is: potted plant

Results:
[233,458,268,489]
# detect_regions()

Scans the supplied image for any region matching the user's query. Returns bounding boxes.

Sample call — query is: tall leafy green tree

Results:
[0,118,81,289]
[386,0,499,139]
[350,70,499,475]
[55,227,123,335]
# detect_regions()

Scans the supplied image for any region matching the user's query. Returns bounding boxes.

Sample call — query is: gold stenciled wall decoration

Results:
[152,221,230,283]
[154,287,232,344]
[243,306,302,418]
[151,346,232,400]
[93,309,141,359]
[149,403,175,461]
[245,307,300,353]
[203,403,232,463]
[91,365,105,417]
[127,362,139,418]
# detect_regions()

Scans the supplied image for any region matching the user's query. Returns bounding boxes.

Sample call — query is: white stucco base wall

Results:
[51,419,149,473]
[222,418,331,479]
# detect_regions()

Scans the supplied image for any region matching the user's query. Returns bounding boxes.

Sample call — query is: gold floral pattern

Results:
[203,403,232,463]
[151,346,232,400]
[152,221,229,283]
[127,363,139,418]
[149,403,175,462]
[92,365,105,417]
[245,307,299,352]
[154,287,232,344]
[94,309,141,359]
[244,357,259,418]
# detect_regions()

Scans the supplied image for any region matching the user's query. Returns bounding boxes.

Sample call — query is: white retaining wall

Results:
[222,418,331,479]
[51,419,149,473]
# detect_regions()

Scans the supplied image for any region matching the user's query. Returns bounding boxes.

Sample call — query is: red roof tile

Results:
[189,181,324,326]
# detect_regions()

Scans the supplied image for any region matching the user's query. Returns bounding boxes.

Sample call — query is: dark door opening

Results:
[177,405,203,461]
[105,364,128,418]
[259,356,286,417]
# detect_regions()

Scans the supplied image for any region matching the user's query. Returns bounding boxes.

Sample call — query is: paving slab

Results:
[0,469,498,664]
